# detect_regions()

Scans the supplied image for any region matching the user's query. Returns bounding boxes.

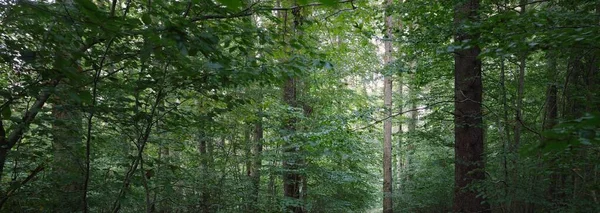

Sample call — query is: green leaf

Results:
[215,0,242,9]
[1,105,11,120]
[79,91,93,105]
[141,13,152,25]
[74,0,99,12]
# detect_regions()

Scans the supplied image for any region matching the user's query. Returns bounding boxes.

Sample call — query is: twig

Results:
[356,100,454,130]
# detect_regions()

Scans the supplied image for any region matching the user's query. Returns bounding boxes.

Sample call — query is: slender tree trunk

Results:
[198,132,211,213]
[405,74,418,183]
[453,0,490,212]
[513,0,528,153]
[382,0,394,212]
[543,52,558,132]
[251,109,263,209]
[499,56,512,211]
[396,75,403,194]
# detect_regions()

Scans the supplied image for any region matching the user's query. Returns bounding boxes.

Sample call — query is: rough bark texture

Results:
[283,77,302,213]
[382,0,394,212]
[453,0,490,212]
[282,2,305,212]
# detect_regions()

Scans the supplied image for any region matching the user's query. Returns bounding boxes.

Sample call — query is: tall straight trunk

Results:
[51,84,84,212]
[283,76,301,213]
[382,0,394,212]
[198,133,211,213]
[394,1,405,195]
[396,75,403,193]
[544,52,562,204]
[543,52,558,132]
[405,76,418,182]
[499,56,512,206]
[513,0,527,153]
[251,110,263,206]
[453,0,490,212]
[282,1,305,212]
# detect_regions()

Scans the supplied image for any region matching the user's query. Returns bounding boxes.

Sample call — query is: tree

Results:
[453,0,489,212]
[382,0,394,212]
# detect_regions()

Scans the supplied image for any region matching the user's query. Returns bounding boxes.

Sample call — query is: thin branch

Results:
[516,116,541,137]
[356,100,454,130]
[0,164,45,207]
[191,0,355,21]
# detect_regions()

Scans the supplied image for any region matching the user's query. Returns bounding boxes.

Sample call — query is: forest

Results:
[0,0,599,212]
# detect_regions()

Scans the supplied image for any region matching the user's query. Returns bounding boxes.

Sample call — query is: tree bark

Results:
[382,0,394,212]
[51,83,84,212]
[282,1,305,212]
[283,76,302,213]
[396,75,403,194]
[453,0,490,212]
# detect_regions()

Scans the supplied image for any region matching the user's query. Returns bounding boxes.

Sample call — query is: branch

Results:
[191,1,260,22]
[517,116,541,137]
[355,100,454,130]
[4,79,60,149]
[191,0,355,21]
[0,164,45,207]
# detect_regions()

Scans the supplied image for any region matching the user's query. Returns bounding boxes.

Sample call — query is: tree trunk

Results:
[198,133,211,213]
[382,0,394,212]
[283,75,302,213]
[406,74,418,183]
[251,111,263,209]
[396,75,403,194]
[453,0,490,212]
[51,84,84,212]
[513,0,528,153]
[282,1,305,212]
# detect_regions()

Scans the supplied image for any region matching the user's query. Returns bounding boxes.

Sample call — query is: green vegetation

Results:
[0,0,598,212]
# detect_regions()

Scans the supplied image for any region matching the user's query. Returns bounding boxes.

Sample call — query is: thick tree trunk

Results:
[282,2,305,212]
[382,0,394,212]
[51,84,84,212]
[283,76,302,213]
[453,0,490,212]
